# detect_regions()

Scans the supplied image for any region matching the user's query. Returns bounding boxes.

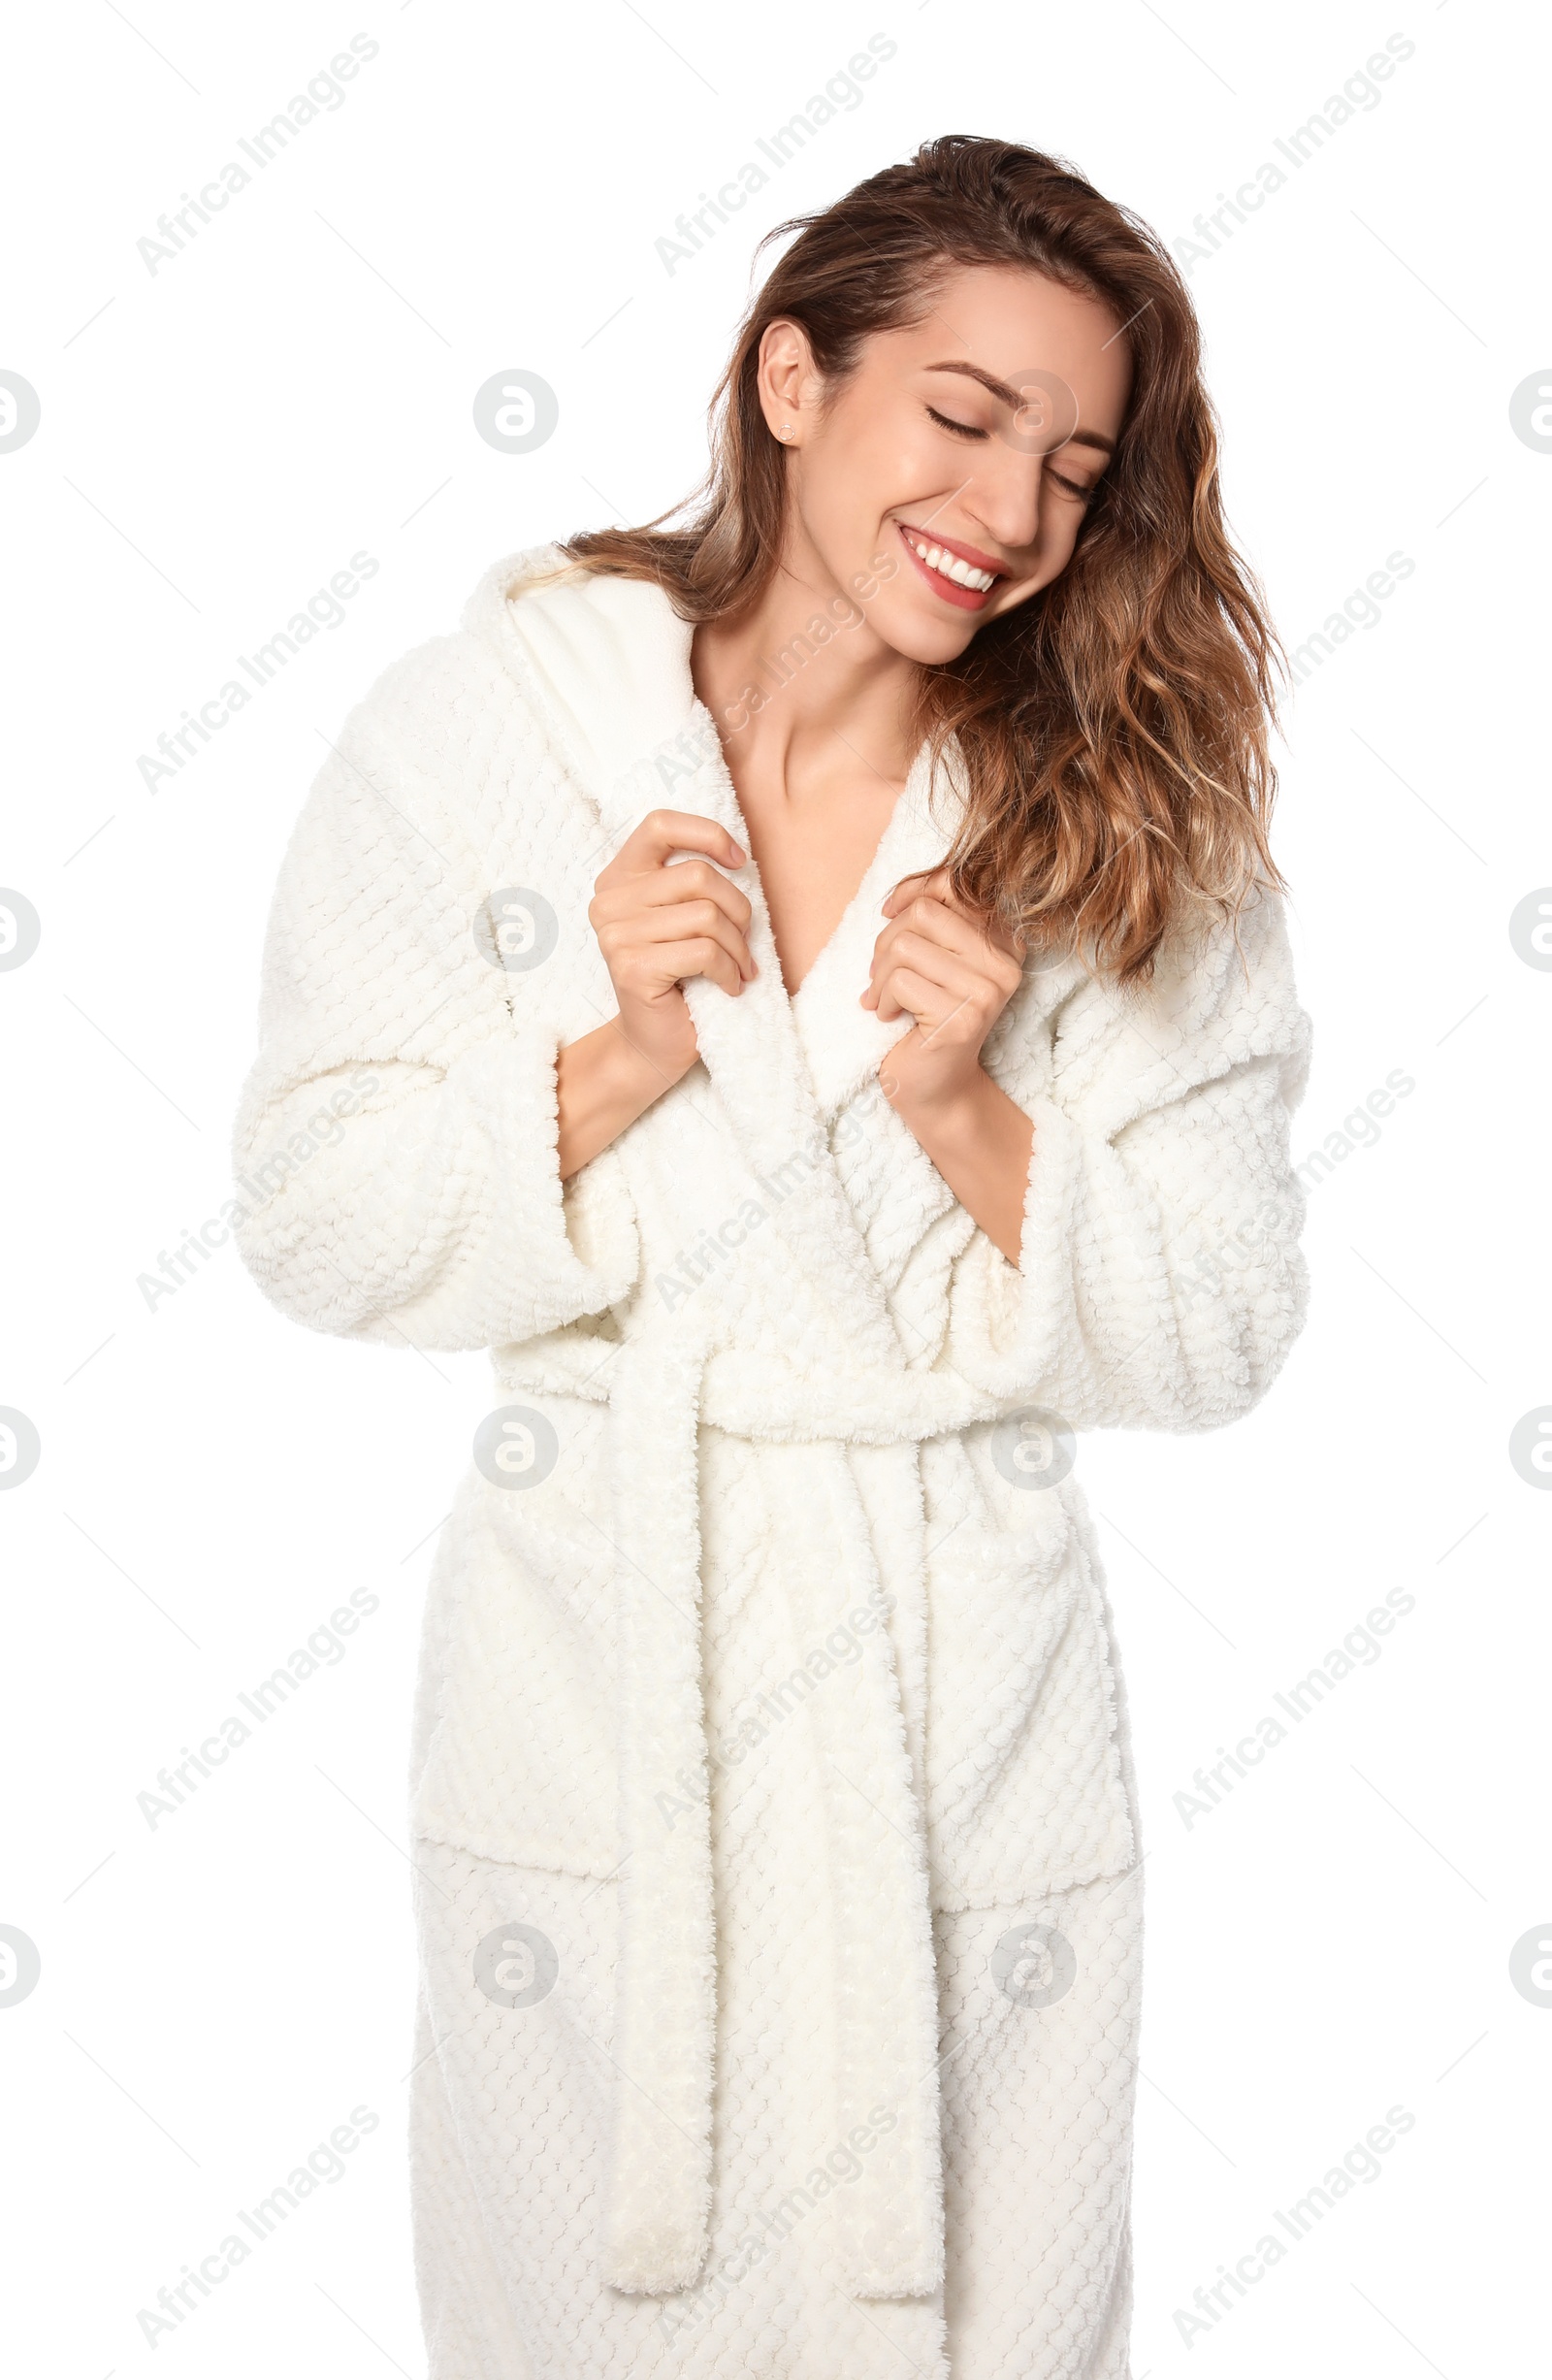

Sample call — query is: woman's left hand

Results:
[862,869,1025,1113]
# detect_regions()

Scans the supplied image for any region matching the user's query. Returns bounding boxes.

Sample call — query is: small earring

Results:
[779,422,793,440]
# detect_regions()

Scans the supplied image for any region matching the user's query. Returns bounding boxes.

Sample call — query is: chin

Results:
[873,599,982,667]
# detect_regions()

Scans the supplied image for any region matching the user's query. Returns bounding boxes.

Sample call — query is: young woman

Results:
[235,136,1310,2380]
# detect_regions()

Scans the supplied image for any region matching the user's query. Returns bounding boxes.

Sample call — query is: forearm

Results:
[887,1066,1034,1265]
[556,1017,693,1180]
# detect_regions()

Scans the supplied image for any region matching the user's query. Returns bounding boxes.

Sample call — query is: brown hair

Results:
[551,134,1284,983]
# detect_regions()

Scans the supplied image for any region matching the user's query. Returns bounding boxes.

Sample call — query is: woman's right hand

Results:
[588,809,757,1083]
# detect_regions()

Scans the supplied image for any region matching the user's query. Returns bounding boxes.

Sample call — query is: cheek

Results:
[1039,503,1089,569]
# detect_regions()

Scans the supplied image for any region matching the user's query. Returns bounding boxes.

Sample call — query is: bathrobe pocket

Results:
[410,1394,620,1878]
[922,1432,1136,1911]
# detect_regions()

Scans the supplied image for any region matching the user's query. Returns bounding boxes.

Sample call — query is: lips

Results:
[895,520,1004,610]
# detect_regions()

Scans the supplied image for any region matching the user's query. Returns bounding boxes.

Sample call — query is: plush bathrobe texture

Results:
[233,547,1310,2379]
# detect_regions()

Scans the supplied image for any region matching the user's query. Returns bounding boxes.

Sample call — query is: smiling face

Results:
[759,261,1134,664]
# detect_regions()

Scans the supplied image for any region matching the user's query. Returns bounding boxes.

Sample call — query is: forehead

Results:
[874,261,1132,421]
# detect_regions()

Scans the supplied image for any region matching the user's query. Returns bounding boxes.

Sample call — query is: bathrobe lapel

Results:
[790,734,969,1119]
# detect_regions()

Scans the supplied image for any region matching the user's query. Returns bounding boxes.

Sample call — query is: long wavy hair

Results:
[546,134,1284,983]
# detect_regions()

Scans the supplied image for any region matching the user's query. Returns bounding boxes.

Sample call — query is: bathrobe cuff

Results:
[234,1016,639,1351]
[945,1067,1309,1435]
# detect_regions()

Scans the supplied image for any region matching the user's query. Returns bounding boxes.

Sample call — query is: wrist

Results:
[605,1006,698,1100]
[883,1058,991,1142]
[556,1013,695,1180]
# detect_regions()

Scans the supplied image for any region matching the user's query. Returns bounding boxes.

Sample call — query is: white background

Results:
[2,2,1545,2372]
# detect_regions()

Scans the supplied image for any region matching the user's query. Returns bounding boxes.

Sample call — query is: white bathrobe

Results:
[233,545,1310,2379]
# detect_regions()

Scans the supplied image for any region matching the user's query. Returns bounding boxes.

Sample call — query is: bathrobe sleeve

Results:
[946,889,1311,1430]
[230,644,639,1350]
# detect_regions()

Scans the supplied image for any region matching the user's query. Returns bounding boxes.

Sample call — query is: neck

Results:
[691,529,921,796]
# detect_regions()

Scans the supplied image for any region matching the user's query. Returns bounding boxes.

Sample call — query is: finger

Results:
[592,869,755,963]
[650,934,745,998]
[881,876,1022,962]
[599,902,754,981]
[600,859,754,932]
[864,914,1009,1012]
[875,963,975,1028]
[600,809,745,885]
[869,903,1022,999]
[876,929,988,1007]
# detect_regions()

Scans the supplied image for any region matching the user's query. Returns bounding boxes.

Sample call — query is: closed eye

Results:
[926,405,988,441]
[924,406,1097,504]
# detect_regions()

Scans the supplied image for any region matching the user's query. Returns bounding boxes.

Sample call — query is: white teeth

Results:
[903,531,995,592]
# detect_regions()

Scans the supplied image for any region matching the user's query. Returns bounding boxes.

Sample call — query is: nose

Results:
[964,452,1051,562]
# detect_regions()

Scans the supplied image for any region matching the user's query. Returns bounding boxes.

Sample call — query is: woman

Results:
[234,136,1310,2380]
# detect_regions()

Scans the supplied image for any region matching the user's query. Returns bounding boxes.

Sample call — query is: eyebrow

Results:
[922,361,1117,457]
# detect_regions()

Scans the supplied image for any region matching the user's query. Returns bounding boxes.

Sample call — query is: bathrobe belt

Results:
[597,1326,1015,2304]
